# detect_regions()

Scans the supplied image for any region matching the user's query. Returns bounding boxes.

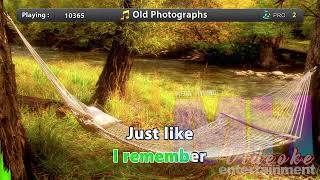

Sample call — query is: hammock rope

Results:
[7,14,317,158]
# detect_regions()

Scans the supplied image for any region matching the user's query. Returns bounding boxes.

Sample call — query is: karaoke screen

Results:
[0,0,319,179]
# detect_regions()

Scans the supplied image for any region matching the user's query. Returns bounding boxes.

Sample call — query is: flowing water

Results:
[12,46,298,97]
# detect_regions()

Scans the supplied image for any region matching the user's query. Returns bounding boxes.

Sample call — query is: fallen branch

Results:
[18,95,62,109]
[17,95,70,117]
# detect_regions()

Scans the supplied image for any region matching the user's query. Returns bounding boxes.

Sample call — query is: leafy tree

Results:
[233,0,298,67]
[90,0,134,106]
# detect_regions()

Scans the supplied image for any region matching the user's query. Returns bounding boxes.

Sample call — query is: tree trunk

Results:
[307,0,320,164]
[259,38,277,68]
[90,0,133,107]
[0,1,33,179]
[273,35,283,50]
[305,7,320,70]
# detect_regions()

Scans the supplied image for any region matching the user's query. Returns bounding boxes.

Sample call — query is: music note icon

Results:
[120,10,130,21]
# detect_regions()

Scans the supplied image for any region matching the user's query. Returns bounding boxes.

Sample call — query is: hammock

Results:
[7,15,316,158]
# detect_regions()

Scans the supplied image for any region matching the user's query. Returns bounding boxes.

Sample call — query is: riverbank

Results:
[154,39,309,71]
[13,46,293,96]
[232,70,302,81]
[11,38,310,72]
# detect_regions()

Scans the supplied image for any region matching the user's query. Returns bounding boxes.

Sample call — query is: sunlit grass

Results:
[14,55,237,178]
[280,39,310,53]
[23,107,214,178]
[21,108,123,178]
[13,55,310,179]
[14,55,239,129]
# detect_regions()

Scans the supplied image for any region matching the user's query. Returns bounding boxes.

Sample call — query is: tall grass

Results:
[14,55,236,178]
[14,55,308,179]
[22,108,225,179]
[14,55,238,128]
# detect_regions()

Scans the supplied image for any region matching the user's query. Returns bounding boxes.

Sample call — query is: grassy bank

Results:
[280,39,310,53]
[14,55,239,128]
[13,55,318,179]
[14,55,238,178]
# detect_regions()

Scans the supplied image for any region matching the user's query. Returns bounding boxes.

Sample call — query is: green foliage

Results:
[0,154,11,180]
[125,22,178,55]
[301,16,315,37]
[237,22,293,39]
[193,40,260,65]
[300,0,317,38]
[233,0,299,41]
[193,42,233,54]
[280,39,310,52]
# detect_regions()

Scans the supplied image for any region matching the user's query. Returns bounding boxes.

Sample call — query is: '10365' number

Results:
[65,13,85,19]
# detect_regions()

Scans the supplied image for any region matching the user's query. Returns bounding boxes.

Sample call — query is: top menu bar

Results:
[17,8,304,23]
